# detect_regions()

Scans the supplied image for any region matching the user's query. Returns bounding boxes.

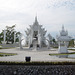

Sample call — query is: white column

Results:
[65,41,69,47]
[31,27,33,44]
[38,34,41,48]
[4,30,6,43]
[28,35,30,48]
[14,32,16,43]
[19,34,23,49]
[38,27,41,47]
[48,40,50,49]
[31,30,33,44]
[58,41,68,53]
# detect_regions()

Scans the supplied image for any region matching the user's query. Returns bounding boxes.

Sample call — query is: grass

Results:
[49,52,75,56]
[0,61,75,65]
[0,52,17,57]
[0,47,2,49]
[0,47,16,49]
[68,49,75,51]
[53,47,58,48]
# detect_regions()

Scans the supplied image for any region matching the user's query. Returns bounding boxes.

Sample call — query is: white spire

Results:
[60,25,68,36]
[62,25,64,31]
[34,16,39,25]
[35,16,38,23]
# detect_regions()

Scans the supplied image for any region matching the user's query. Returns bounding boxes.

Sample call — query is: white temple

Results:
[57,26,72,53]
[25,16,47,48]
[2,16,73,53]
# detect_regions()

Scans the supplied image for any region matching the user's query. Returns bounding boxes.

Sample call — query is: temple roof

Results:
[33,16,39,25]
[57,36,72,41]
[60,25,68,36]
[35,16,38,22]
[25,16,47,36]
[57,25,72,41]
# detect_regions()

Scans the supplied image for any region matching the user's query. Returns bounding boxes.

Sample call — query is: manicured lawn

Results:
[0,47,16,49]
[0,52,17,57]
[49,52,75,56]
[68,49,75,51]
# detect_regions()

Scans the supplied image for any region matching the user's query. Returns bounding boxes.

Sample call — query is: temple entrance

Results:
[33,31,38,40]
[32,31,38,49]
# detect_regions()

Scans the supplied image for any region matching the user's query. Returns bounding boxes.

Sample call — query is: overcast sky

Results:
[0,0,75,37]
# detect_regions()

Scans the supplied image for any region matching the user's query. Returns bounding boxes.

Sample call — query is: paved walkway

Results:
[0,47,75,62]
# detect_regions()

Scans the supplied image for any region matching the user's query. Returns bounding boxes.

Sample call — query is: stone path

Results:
[0,47,75,62]
[0,65,75,75]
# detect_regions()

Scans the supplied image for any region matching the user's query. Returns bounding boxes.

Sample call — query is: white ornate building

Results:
[57,26,72,53]
[25,16,47,48]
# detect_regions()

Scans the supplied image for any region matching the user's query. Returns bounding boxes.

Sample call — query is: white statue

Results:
[47,33,52,41]
[57,25,72,53]
[46,39,50,49]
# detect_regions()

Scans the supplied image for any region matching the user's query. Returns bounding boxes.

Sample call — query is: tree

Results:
[52,38,56,43]
[0,25,21,44]
[16,32,21,42]
[6,25,15,44]
[0,31,3,44]
[69,39,74,47]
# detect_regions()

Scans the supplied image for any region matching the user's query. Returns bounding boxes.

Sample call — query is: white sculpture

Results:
[47,33,52,41]
[48,33,53,43]
[57,25,72,53]
[45,33,53,49]
[46,39,50,49]
[38,33,42,48]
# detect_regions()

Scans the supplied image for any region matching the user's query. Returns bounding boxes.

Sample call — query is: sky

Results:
[0,0,75,37]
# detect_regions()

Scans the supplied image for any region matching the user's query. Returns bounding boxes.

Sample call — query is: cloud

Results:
[0,0,75,37]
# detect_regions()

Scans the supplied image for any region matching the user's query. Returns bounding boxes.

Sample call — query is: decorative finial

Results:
[35,16,37,22]
[34,15,39,25]
[62,24,64,31]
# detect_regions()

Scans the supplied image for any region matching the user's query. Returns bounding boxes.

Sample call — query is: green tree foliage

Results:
[69,39,74,47]
[0,25,21,44]
[52,38,56,43]
[16,32,21,42]
[0,31,3,44]
[6,25,15,44]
